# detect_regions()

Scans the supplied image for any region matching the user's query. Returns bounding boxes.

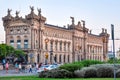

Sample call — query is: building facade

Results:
[2,7,109,63]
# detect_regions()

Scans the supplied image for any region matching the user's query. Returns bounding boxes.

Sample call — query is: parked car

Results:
[37,65,49,73]
[37,64,59,73]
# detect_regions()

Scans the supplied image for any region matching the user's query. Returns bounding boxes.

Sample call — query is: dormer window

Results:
[24,29,27,33]
[24,29,27,31]
[10,29,13,34]
[17,29,20,33]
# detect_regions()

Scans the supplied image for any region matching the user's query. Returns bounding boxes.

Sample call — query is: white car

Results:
[37,64,59,73]
[46,64,58,70]
[37,65,49,73]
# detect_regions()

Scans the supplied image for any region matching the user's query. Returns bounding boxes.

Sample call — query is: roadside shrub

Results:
[74,69,85,78]
[79,60,103,67]
[90,64,120,71]
[116,69,120,77]
[59,63,83,72]
[97,66,114,78]
[84,67,97,78]
[74,67,97,78]
[39,69,73,78]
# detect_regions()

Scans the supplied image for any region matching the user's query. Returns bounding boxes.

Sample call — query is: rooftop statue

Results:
[70,16,74,25]
[38,8,41,15]
[8,9,12,15]
[30,6,34,12]
[16,11,19,17]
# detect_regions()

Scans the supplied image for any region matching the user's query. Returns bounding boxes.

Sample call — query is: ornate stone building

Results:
[2,7,109,63]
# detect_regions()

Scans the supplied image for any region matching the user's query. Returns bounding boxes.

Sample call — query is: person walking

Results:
[29,64,32,73]
[5,62,9,73]
[18,63,22,73]
[2,59,6,70]
[35,63,38,72]
[15,62,18,73]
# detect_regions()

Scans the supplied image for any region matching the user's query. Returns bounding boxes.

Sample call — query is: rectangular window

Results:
[64,43,66,51]
[68,43,70,51]
[55,42,57,51]
[24,40,28,49]
[60,41,62,51]
[10,40,14,47]
[17,40,21,49]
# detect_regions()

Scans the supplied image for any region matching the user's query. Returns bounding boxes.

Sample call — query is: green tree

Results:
[0,44,7,58]
[14,49,25,57]
[0,44,15,59]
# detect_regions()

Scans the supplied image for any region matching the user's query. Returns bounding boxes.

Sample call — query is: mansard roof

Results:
[25,12,39,20]
[88,33,100,37]
[45,23,69,30]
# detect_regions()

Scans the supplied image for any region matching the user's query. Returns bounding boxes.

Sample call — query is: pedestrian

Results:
[15,62,18,72]
[29,64,32,73]
[35,63,38,72]
[5,62,9,73]
[2,59,6,70]
[19,63,22,73]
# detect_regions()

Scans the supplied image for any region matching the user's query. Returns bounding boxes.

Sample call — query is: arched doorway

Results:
[25,54,28,62]
[37,54,39,63]
[59,54,62,63]
[54,54,57,63]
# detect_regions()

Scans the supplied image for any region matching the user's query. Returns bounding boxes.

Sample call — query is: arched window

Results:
[10,40,14,47]
[50,40,53,51]
[24,40,28,49]
[17,40,21,49]
[45,39,49,50]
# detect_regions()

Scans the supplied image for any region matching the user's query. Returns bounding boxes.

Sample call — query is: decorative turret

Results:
[2,9,14,27]
[36,8,46,30]
[69,16,75,29]
[37,8,46,22]
[99,28,109,61]
[25,6,39,20]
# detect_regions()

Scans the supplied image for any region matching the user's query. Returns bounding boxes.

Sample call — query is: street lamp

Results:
[81,20,86,60]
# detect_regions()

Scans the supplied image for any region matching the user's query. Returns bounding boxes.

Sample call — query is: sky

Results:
[0,0,120,51]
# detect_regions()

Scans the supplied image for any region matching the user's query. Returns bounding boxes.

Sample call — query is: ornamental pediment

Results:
[9,21,28,27]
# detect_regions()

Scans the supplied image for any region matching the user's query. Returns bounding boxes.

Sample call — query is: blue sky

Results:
[0,0,120,51]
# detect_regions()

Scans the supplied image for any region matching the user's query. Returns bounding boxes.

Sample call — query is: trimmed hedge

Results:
[96,66,114,78]
[116,69,120,77]
[59,63,83,72]
[74,67,97,78]
[39,69,73,78]
[80,60,103,67]
[84,67,97,78]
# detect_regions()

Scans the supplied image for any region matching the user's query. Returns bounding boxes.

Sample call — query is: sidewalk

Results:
[0,69,38,77]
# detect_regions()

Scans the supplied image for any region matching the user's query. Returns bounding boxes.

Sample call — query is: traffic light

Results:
[45,53,48,59]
